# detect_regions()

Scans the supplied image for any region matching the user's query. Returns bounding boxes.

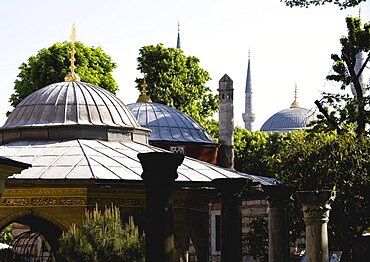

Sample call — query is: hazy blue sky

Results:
[0,0,369,129]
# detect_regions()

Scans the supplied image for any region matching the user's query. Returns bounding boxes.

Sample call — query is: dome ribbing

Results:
[4,82,139,128]
[127,102,216,144]
[260,107,316,133]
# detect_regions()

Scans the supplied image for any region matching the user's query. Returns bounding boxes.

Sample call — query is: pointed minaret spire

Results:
[242,50,255,131]
[291,84,299,108]
[359,6,361,18]
[176,21,181,49]
[65,23,81,82]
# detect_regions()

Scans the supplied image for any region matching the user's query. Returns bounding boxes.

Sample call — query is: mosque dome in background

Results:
[260,87,317,133]
[127,102,216,144]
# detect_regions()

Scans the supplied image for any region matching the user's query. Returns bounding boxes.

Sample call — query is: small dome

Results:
[127,102,216,144]
[260,107,316,133]
[4,82,140,128]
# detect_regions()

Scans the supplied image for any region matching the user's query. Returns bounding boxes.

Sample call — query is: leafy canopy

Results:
[10,41,118,109]
[313,16,370,135]
[267,130,370,255]
[234,128,369,255]
[234,128,286,177]
[59,205,145,262]
[0,225,13,245]
[135,44,218,130]
[281,0,366,9]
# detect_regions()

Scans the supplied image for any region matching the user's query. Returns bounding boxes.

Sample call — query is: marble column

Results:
[296,190,336,262]
[213,178,250,262]
[263,185,294,262]
[138,152,184,262]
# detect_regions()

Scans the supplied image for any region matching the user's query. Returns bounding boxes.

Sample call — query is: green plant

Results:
[59,204,145,262]
[0,225,13,245]
[243,217,268,261]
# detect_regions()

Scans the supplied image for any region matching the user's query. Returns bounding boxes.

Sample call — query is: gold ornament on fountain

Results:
[65,23,81,82]
[136,77,152,103]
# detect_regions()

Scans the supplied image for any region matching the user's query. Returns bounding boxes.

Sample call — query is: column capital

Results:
[138,152,184,182]
[296,190,336,223]
[213,178,251,200]
[263,185,295,208]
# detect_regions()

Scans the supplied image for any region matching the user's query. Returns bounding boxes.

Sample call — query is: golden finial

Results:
[291,84,299,108]
[136,77,152,103]
[65,23,81,82]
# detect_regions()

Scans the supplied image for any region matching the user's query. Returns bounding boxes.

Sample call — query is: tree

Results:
[59,205,145,262]
[281,0,366,9]
[233,127,287,177]
[234,128,369,259]
[267,130,370,259]
[313,16,370,135]
[243,217,268,261]
[0,225,13,245]
[135,44,218,130]
[10,41,118,109]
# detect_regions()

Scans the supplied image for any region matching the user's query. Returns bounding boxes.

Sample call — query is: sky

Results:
[0,0,369,130]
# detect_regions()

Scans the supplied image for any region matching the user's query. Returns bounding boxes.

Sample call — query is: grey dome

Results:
[127,102,216,144]
[260,107,316,133]
[4,81,140,128]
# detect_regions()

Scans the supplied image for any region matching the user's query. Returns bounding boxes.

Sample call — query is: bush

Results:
[59,204,145,262]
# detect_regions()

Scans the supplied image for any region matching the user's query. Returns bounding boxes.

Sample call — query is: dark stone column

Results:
[296,190,336,262]
[213,178,250,262]
[138,152,184,262]
[190,210,209,262]
[263,185,294,262]
[174,209,191,262]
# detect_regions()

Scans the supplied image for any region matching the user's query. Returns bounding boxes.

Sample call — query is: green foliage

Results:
[243,217,268,261]
[135,44,218,131]
[59,205,145,262]
[281,0,366,9]
[234,128,369,254]
[313,16,370,135]
[267,130,370,253]
[10,41,118,109]
[234,128,290,177]
[0,225,13,245]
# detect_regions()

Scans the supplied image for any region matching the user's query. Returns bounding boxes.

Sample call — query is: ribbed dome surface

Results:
[127,102,216,144]
[4,82,140,128]
[260,107,316,133]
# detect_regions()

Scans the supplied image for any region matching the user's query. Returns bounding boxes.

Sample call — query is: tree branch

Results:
[314,100,341,132]
[342,50,366,135]
[356,51,370,81]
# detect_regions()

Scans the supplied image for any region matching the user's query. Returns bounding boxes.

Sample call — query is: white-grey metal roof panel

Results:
[0,139,275,185]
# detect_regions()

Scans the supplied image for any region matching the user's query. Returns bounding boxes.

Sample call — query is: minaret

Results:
[242,51,255,131]
[176,22,181,49]
[350,10,368,97]
[350,51,368,96]
[218,74,234,169]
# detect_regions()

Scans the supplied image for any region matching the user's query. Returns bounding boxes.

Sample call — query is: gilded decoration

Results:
[0,188,87,207]
[0,188,209,211]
